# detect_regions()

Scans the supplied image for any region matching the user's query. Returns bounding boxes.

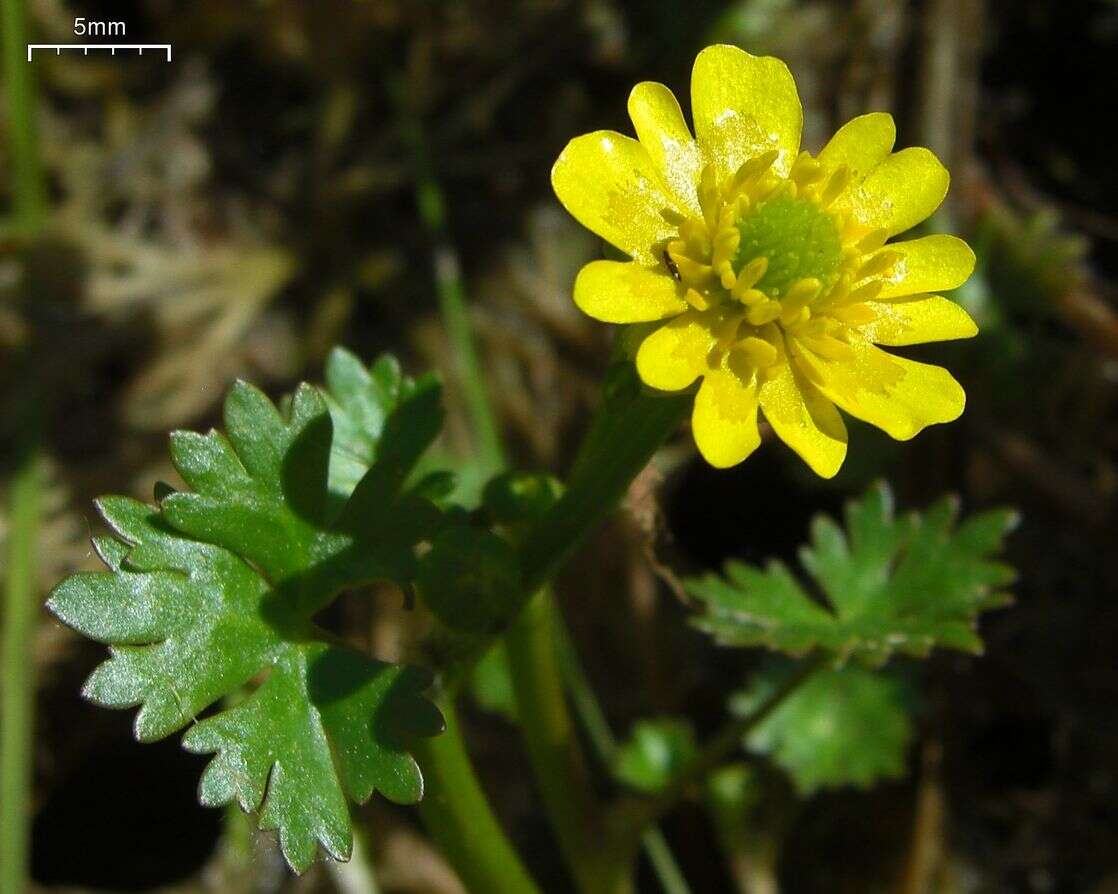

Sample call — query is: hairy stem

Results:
[414,702,541,894]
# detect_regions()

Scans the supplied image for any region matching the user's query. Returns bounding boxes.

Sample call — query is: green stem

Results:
[507,593,631,894]
[705,785,781,894]
[414,701,541,894]
[405,76,693,893]
[410,130,505,476]
[2,0,46,231]
[521,370,690,593]
[555,623,692,894]
[625,656,825,833]
[435,365,689,884]
[640,832,695,894]
[1,448,42,894]
[408,108,633,891]
[401,99,540,892]
[2,4,46,891]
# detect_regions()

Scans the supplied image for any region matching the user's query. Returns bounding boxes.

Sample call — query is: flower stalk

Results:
[408,88,690,890]
[414,703,541,894]
[554,621,694,894]
[404,99,540,892]
[506,593,630,894]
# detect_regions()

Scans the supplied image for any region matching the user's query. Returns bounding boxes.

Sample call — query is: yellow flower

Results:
[552,45,977,478]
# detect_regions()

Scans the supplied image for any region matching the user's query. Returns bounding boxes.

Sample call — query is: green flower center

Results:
[733,194,842,299]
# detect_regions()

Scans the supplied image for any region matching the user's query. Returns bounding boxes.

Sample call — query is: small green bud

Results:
[417,525,522,634]
[482,471,563,527]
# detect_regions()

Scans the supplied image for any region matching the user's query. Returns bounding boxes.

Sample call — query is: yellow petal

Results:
[551,131,680,265]
[635,311,716,391]
[859,295,978,346]
[692,367,761,468]
[844,147,950,237]
[876,235,976,299]
[574,260,688,323]
[628,81,703,215]
[818,112,896,183]
[797,335,965,440]
[690,45,802,177]
[759,360,848,478]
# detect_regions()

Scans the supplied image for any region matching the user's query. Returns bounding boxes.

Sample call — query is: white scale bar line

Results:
[27,44,172,62]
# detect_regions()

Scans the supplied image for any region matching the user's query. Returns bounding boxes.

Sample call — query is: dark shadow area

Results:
[31,730,220,890]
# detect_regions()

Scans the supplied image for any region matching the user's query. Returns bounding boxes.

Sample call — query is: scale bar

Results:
[27,44,172,62]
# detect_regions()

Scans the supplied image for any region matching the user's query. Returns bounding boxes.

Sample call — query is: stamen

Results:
[684,288,711,311]
[724,195,750,224]
[733,336,778,368]
[698,164,721,230]
[780,305,811,327]
[752,178,783,204]
[733,150,780,189]
[712,228,740,269]
[746,300,782,326]
[733,286,768,306]
[840,219,865,245]
[782,277,823,310]
[820,165,851,207]
[797,317,832,339]
[668,239,688,257]
[846,279,883,303]
[733,256,769,293]
[792,349,828,387]
[857,250,901,279]
[664,137,876,348]
[818,272,851,308]
[790,152,824,186]
[671,254,713,284]
[714,313,744,352]
[717,262,737,290]
[716,204,738,233]
[856,228,889,254]
[830,303,877,324]
[802,334,856,361]
[679,219,708,247]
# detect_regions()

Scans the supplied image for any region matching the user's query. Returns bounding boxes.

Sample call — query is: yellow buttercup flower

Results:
[552,45,977,477]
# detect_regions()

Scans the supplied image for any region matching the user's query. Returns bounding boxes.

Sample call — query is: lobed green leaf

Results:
[732,663,913,795]
[689,482,1017,665]
[48,356,449,872]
